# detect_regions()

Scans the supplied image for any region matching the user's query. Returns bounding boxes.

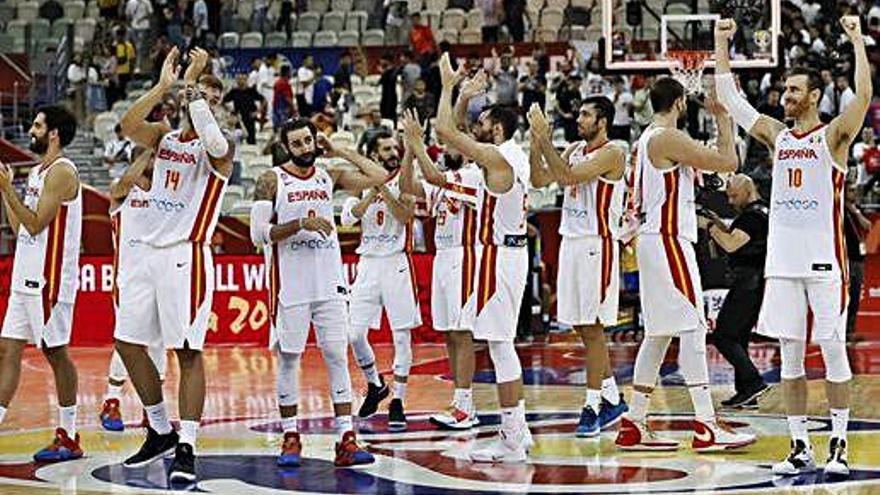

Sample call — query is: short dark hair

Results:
[786,66,824,93]
[367,129,394,157]
[280,65,291,77]
[649,77,685,114]
[37,105,77,147]
[279,118,317,150]
[583,96,615,130]
[198,74,223,92]
[483,105,519,140]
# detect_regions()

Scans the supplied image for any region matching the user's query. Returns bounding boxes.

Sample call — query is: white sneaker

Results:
[772,440,817,476]
[824,437,849,477]
[469,431,528,463]
[692,418,757,452]
[429,404,479,430]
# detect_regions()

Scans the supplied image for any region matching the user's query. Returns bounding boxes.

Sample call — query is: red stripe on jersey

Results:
[189,174,224,243]
[790,123,826,140]
[661,170,679,237]
[479,193,497,245]
[111,212,120,307]
[600,236,613,303]
[661,234,696,306]
[832,168,849,313]
[443,182,478,198]
[405,219,414,253]
[190,243,205,324]
[461,207,477,306]
[406,253,419,305]
[42,205,67,323]
[596,181,613,238]
[477,245,498,314]
[269,246,280,328]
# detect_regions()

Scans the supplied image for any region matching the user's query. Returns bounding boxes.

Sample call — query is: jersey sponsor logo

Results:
[562,206,590,218]
[812,263,833,272]
[777,148,819,161]
[16,233,37,245]
[286,189,330,202]
[362,233,400,245]
[157,147,197,164]
[129,198,150,208]
[774,197,819,211]
[151,198,187,212]
[288,237,338,250]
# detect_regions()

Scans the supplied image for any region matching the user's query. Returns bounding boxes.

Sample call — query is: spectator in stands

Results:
[66,54,87,123]
[608,76,633,141]
[358,108,390,154]
[296,55,317,118]
[505,0,525,42]
[632,75,652,133]
[161,6,184,49]
[150,37,172,85]
[97,44,118,107]
[98,0,121,20]
[832,72,856,117]
[857,128,880,193]
[757,87,784,122]
[210,48,226,80]
[379,54,400,124]
[86,57,108,116]
[273,65,295,130]
[259,55,278,120]
[114,29,136,98]
[819,68,835,120]
[252,0,269,33]
[277,0,294,41]
[223,73,265,145]
[386,0,409,45]
[193,0,209,44]
[400,50,422,103]
[404,78,436,123]
[226,113,244,186]
[519,60,546,123]
[845,182,872,339]
[312,66,333,116]
[493,48,519,108]
[125,0,152,73]
[478,0,503,42]
[104,124,133,179]
[409,13,437,61]
[335,53,354,92]
[220,0,235,33]
[555,73,582,142]
[39,0,64,23]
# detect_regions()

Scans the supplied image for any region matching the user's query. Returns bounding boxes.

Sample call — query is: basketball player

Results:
[715,16,869,476]
[436,53,532,462]
[342,129,421,432]
[0,106,82,462]
[100,148,168,432]
[115,46,233,483]
[526,97,628,437]
[399,104,482,430]
[615,77,756,452]
[250,117,386,466]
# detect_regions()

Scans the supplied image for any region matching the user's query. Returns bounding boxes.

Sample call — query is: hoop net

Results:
[667,50,711,95]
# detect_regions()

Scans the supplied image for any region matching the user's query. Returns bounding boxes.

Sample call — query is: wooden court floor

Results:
[1,341,880,494]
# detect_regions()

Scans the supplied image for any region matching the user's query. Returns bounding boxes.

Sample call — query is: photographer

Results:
[698,174,770,409]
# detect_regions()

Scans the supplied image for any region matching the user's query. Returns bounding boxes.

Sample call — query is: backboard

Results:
[601,0,781,72]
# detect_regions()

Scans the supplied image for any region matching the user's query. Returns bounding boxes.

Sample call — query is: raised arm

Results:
[714,19,785,149]
[828,16,872,155]
[653,96,739,174]
[526,105,556,188]
[453,70,488,132]
[0,161,78,237]
[182,48,234,178]
[400,109,427,198]
[249,170,333,246]
[378,184,415,223]
[120,46,177,150]
[350,187,379,220]
[109,148,153,200]
[324,133,388,194]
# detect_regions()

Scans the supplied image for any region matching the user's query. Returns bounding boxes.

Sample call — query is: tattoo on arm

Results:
[254,172,276,201]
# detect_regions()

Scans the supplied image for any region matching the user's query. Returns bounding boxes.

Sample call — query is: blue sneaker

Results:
[34,428,83,463]
[277,432,302,467]
[575,406,600,438]
[99,398,124,432]
[598,395,628,429]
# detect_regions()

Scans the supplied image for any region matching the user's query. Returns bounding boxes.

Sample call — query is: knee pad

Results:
[276,351,301,407]
[488,340,522,383]
[780,338,806,380]
[678,330,709,385]
[818,339,852,383]
[321,341,353,403]
[633,336,671,388]
[108,349,128,382]
[392,329,413,377]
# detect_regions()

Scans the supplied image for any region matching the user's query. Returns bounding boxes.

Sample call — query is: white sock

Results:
[281,416,297,433]
[787,415,811,447]
[335,415,353,437]
[394,381,407,401]
[0,405,6,424]
[106,383,123,401]
[454,388,473,412]
[501,405,516,433]
[59,405,77,437]
[630,390,650,423]
[179,420,199,449]
[363,363,382,387]
[516,399,527,427]
[584,389,601,412]
[688,385,715,423]
[601,377,620,405]
[145,402,173,435]
[830,408,849,442]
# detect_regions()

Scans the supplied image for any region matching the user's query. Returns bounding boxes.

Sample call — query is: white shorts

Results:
[431,246,480,331]
[637,234,705,336]
[557,236,620,327]
[270,298,349,353]
[1,292,73,348]
[757,277,848,342]
[469,245,528,342]
[114,242,214,351]
[350,252,422,331]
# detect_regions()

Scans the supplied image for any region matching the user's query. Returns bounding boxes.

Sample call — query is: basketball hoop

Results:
[667,50,711,95]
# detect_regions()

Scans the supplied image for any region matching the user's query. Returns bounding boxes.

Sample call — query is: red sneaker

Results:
[33,428,84,463]
[334,431,375,467]
[100,398,124,432]
[277,431,302,467]
[615,416,679,451]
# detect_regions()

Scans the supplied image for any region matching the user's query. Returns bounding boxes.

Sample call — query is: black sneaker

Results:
[737,398,759,410]
[721,392,744,408]
[357,376,390,419]
[169,443,196,483]
[824,437,849,477]
[723,383,770,409]
[388,398,407,432]
[123,428,179,469]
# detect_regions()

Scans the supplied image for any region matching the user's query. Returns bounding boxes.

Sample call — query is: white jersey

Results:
[479,139,530,247]
[424,164,482,250]
[356,171,412,257]
[140,130,228,247]
[10,157,82,304]
[110,186,150,303]
[766,125,847,278]
[559,140,625,239]
[265,167,347,306]
[634,125,698,243]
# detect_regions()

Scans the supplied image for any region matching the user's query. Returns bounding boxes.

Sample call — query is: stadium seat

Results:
[585,24,602,41]
[665,2,692,15]
[240,32,263,48]
[332,0,354,11]
[29,19,49,40]
[570,0,591,7]
[221,185,245,214]
[441,8,465,30]
[313,31,338,47]
[424,0,446,10]
[93,112,119,143]
[540,7,564,30]
[74,18,96,42]
[0,33,15,54]
[362,29,384,46]
[50,18,73,39]
[85,1,99,17]
[566,25,586,41]
[0,4,13,23]
[297,12,321,33]
[353,0,378,14]
[322,11,345,32]
[546,0,567,9]
[465,8,482,28]
[337,30,360,46]
[641,25,659,40]
[459,28,481,44]
[407,0,422,12]
[5,20,27,42]
[535,26,557,42]
[525,0,543,17]
[16,2,39,22]
[439,27,458,44]
[345,10,368,32]
[308,0,330,14]
[264,32,287,47]
[219,32,240,48]
[291,31,313,47]
[63,0,85,19]
[267,0,282,23]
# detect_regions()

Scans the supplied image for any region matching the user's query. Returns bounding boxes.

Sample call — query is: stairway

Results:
[9,130,110,191]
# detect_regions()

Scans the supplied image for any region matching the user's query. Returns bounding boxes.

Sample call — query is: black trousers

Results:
[242,113,257,145]
[712,269,765,394]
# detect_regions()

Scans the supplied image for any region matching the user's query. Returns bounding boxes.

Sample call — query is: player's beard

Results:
[290,151,317,169]
[444,153,463,171]
[784,96,809,119]
[580,122,599,142]
[382,155,400,171]
[29,133,48,154]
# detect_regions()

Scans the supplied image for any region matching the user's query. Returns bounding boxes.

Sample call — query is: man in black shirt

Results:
[699,175,770,409]
[223,73,264,144]
[844,183,872,338]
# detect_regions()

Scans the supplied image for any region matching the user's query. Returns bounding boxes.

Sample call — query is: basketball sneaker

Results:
[470,429,529,463]
[430,403,479,430]
[334,431,375,467]
[598,394,628,428]
[692,419,757,452]
[575,406,600,438]
[772,439,816,475]
[124,427,179,468]
[388,398,407,432]
[277,431,302,467]
[357,376,390,419]
[33,428,83,463]
[615,416,679,451]
[824,437,849,477]
[100,398,125,432]
[169,443,196,483]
